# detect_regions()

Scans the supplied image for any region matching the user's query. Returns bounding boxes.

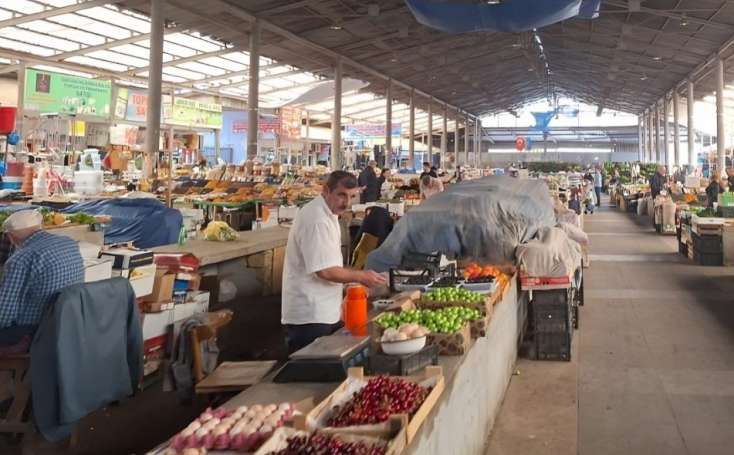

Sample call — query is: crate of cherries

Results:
[258,427,391,455]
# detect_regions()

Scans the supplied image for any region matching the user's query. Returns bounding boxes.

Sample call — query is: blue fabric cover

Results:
[405,0,600,33]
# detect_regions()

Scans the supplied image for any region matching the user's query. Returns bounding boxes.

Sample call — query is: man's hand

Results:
[357,270,387,288]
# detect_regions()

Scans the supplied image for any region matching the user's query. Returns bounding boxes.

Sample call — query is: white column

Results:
[647,110,653,163]
[409,88,415,169]
[441,105,448,169]
[305,110,311,166]
[427,99,433,165]
[638,115,644,162]
[144,0,164,179]
[642,111,648,163]
[247,20,260,160]
[663,96,670,168]
[332,58,342,170]
[16,61,25,149]
[673,90,680,167]
[465,114,470,166]
[687,80,695,167]
[454,110,459,166]
[654,104,660,163]
[385,81,392,168]
[474,120,479,167]
[717,58,726,177]
[214,129,221,162]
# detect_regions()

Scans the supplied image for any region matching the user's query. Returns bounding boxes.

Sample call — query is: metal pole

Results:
[427,99,433,166]
[409,88,415,169]
[332,58,342,170]
[464,113,470,166]
[453,110,459,167]
[663,96,670,168]
[16,61,25,151]
[717,58,726,177]
[638,115,644,162]
[673,90,680,167]
[648,109,654,163]
[475,120,480,167]
[247,19,260,160]
[385,80,392,168]
[654,104,660,163]
[441,105,448,169]
[214,129,221,162]
[305,110,311,166]
[687,80,695,167]
[641,111,647,163]
[144,0,164,179]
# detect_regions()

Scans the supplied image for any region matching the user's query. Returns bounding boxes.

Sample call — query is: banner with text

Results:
[24,68,111,118]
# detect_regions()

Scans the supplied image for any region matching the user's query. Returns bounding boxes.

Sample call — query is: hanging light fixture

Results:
[680,13,689,27]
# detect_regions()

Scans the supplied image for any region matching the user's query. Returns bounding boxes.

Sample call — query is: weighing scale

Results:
[273,335,370,383]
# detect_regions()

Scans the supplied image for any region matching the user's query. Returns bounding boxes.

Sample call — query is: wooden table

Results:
[153,225,289,266]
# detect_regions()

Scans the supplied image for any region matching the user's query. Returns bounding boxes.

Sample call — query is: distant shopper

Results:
[358,160,380,203]
[281,171,386,354]
[706,174,724,209]
[377,168,390,190]
[593,168,603,207]
[583,180,596,214]
[454,165,465,183]
[650,165,666,200]
[0,211,83,347]
[420,175,444,200]
[420,162,437,179]
[727,168,734,190]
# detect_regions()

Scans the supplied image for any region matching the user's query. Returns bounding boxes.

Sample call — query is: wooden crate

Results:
[304,366,444,446]
[426,322,471,355]
[257,423,406,455]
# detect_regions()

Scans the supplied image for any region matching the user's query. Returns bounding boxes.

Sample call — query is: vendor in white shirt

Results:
[281,171,387,353]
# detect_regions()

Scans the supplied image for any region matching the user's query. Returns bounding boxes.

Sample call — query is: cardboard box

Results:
[84,257,113,283]
[114,263,156,298]
[101,247,154,269]
[142,301,174,313]
[144,269,175,303]
[175,272,201,291]
[141,309,174,340]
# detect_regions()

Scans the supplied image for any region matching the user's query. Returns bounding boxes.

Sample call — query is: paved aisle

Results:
[579,200,734,455]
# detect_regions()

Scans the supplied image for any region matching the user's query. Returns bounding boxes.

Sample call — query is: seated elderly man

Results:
[0,210,83,347]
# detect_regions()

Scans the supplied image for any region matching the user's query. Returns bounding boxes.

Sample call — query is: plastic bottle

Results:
[343,284,368,336]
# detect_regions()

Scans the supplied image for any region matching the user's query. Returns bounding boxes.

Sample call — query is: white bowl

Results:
[380,336,427,355]
[373,299,394,309]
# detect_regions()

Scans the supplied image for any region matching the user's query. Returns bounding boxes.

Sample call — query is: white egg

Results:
[195,427,209,438]
[187,421,202,432]
[213,424,228,436]
[220,417,235,427]
[236,405,248,414]
[245,409,256,418]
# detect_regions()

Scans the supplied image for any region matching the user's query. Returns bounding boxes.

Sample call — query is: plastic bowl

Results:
[372,299,394,309]
[380,336,427,355]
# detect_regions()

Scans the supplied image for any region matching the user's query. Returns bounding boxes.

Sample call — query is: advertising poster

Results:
[24,68,111,117]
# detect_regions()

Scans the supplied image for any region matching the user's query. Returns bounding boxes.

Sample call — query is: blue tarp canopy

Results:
[0,198,182,248]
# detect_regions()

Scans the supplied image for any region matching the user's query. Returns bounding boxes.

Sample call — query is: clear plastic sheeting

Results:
[516,226,582,277]
[366,176,557,272]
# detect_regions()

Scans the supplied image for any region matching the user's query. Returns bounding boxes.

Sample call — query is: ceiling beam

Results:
[51,25,179,61]
[0,0,115,29]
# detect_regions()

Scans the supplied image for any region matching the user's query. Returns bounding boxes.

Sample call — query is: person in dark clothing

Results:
[419,162,437,179]
[377,168,390,191]
[358,160,380,203]
[727,168,734,190]
[706,174,724,208]
[649,165,666,200]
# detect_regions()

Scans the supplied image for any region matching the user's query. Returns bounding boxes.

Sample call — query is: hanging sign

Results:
[345,122,402,138]
[24,68,112,118]
[167,98,222,129]
[515,136,526,151]
[279,106,302,140]
[233,113,280,135]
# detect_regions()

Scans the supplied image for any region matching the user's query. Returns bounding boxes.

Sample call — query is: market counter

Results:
[153,226,289,266]
[221,276,526,455]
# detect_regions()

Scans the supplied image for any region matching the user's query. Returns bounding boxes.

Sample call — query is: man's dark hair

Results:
[326,170,358,191]
[381,168,390,176]
[421,175,432,186]
[422,162,430,167]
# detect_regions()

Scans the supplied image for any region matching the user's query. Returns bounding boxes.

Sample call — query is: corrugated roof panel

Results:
[66,55,129,72]
[51,27,107,46]
[0,1,45,14]
[163,66,206,80]
[176,61,227,76]
[0,37,55,56]
[78,6,150,34]
[198,56,247,72]
[166,33,222,53]
[87,50,148,67]
[0,27,78,52]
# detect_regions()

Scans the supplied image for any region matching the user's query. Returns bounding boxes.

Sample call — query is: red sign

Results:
[232,114,281,134]
[515,136,526,151]
[279,106,302,140]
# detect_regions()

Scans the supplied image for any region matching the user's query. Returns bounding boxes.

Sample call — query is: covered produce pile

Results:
[366,176,556,271]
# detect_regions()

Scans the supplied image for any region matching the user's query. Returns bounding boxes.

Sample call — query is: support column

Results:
[332,58,343,170]
[465,114,470,166]
[144,0,164,179]
[475,120,480,167]
[15,62,25,150]
[641,111,648,163]
[654,104,660,163]
[717,58,726,176]
[214,129,221,162]
[638,115,644,162]
[663,96,670,168]
[247,20,260,160]
[687,80,695,167]
[454,110,459,166]
[441,105,448,169]
[385,81,392,168]
[427,99,433,166]
[409,88,415,169]
[647,109,653,163]
[305,110,311,166]
[673,90,680,167]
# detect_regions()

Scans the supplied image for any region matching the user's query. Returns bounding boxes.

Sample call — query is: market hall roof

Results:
[3,0,734,118]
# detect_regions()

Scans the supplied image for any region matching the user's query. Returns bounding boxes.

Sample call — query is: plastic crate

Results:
[531,289,571,305]
[692,233,722,254]
[693,250,723,266]
[532,300,572,333]
[678,241,688,256]
[368,345,439,376]
[535,331,572,361]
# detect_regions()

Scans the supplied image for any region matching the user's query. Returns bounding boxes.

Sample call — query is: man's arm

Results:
[316,267,386,288]
[0,258,27,329]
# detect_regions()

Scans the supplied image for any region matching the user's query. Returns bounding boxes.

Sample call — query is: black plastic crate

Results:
[693,250,723,266]
[531,289,571,305]
[692,233,722,254]
[368,345,439,376]
[535,331,572,361]
[679,241,688,256]
[532,299,572,334]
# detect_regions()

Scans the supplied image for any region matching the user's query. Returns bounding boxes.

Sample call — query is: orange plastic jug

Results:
[343,284,368,336]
